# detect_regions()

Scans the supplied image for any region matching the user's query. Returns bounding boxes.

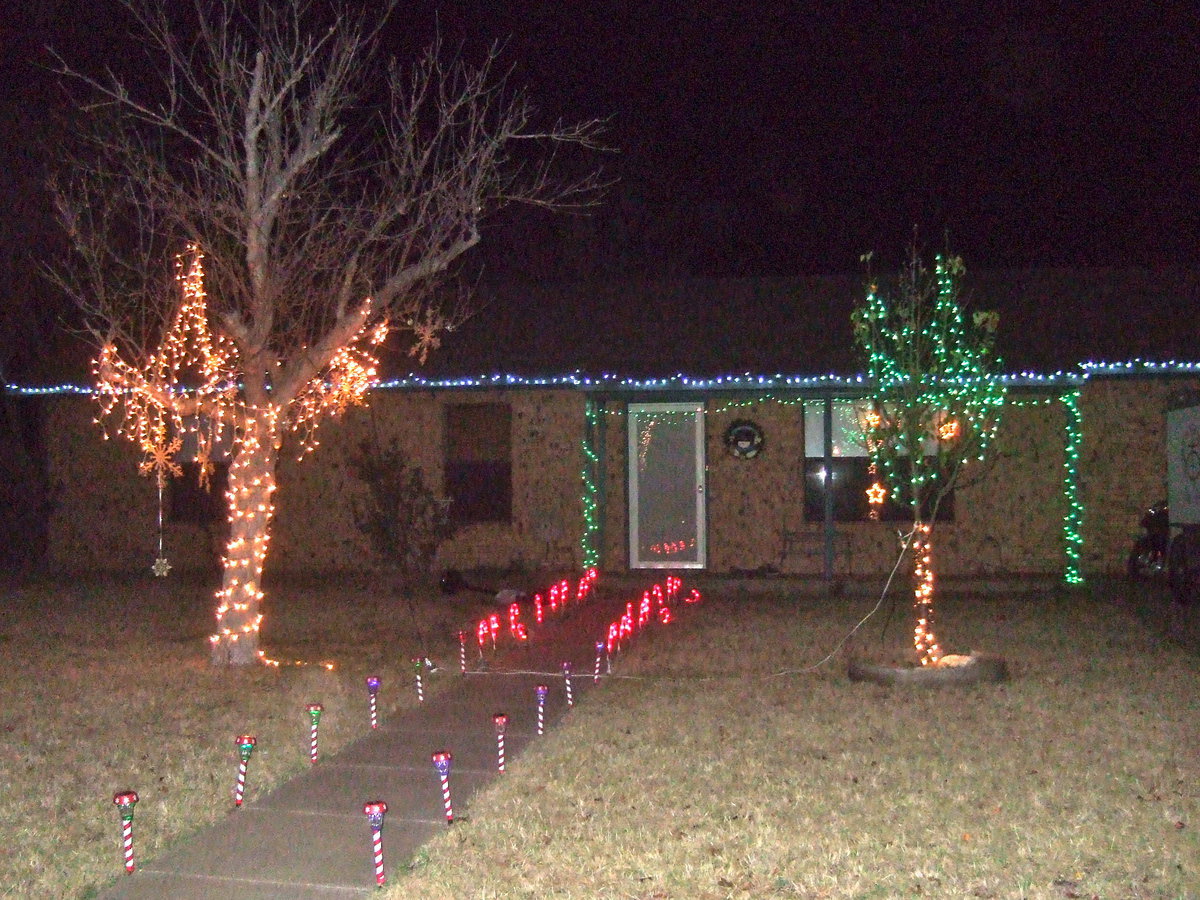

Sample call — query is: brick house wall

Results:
[42,374,1199,580]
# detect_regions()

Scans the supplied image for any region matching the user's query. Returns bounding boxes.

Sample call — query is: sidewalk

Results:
[98,589,624,899]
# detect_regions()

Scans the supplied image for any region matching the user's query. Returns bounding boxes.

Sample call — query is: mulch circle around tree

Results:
[847,653,1009,686]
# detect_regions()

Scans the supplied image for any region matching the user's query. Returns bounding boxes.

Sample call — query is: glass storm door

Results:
[628,402,706,569]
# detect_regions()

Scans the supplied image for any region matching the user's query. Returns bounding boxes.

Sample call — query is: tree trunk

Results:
[210,411,279,666]
[911,520,942,665]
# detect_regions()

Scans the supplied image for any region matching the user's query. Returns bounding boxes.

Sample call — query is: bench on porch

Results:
[779,527,851,574]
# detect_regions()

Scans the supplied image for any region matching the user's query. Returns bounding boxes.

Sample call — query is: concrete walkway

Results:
[98,590,625,899]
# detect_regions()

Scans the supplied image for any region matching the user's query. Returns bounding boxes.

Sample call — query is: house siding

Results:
[41,375,1197,580]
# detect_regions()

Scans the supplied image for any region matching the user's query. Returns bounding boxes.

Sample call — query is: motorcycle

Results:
[1128,500,1169,579]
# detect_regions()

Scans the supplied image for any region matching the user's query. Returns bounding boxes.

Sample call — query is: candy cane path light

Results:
[363,800,388,886]
[562,661,574,707]
[432,751,454,824]
[306,703,323,764]
[412,657,425,703]
[535,683,548,735]
[112,790,139,874]
[457,630,467,673]
[493,713,508,774]
[593,640,605,683]
[233,735,256,807]
[366,676,380,729]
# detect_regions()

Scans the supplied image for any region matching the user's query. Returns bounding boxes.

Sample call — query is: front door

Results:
[628,402,706,569]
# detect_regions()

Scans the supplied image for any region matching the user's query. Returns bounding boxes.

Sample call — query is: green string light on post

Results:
[580,399,601,569]
[1061,388,1085,584]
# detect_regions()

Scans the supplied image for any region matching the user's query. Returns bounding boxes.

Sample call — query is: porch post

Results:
[823,394,835,580]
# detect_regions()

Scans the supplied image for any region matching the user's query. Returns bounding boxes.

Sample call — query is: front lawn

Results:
[391,580,1200,899]
[3,574,1197,898]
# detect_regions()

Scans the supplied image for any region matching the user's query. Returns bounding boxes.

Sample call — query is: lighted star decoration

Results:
[139,435,183,488]
[938,419,961,441]
[866,481,888,505]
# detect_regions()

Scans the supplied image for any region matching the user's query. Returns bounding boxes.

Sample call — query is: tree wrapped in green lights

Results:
[851,247,1007,665]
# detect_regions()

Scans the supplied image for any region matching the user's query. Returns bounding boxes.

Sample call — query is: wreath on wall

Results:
[724,419,765,459]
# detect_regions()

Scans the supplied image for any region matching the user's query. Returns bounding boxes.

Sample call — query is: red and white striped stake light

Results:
[366,676,380,729]
[562,661,574,707]
[535,683,548,735]
[363,800,387,885]
[432,751,454,824]
[412,658,425,703]
[493,713,508,774]
[233,735,256,807]
[112,790,139,874]
[306,703,323,764]
[593,641,605,683]
[458,630,467,673]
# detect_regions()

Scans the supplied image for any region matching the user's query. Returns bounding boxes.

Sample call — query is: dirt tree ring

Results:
[847,653,1008,686]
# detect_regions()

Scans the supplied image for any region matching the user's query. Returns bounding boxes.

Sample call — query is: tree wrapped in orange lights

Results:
[851,246,1006,665]
[50,0,601,665]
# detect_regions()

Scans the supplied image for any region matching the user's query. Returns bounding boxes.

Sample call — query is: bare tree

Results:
[50,0,602,665]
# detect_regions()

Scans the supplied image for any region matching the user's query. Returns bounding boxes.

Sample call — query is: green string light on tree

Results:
[852,248,1008,665]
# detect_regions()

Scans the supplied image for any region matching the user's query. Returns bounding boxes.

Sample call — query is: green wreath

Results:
[724,419,765,459]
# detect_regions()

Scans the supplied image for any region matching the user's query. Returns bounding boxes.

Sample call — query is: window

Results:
[803,400,953,523]
[170,461,229,525]
[444,403,512,526]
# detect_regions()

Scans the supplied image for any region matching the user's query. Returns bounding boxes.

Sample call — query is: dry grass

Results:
[0,572,490,899]
[4,574,1199,899]
[390,581,1200,900]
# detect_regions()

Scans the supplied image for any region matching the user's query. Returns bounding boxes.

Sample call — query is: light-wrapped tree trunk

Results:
[210,411,278,666]
[910,521,941,665]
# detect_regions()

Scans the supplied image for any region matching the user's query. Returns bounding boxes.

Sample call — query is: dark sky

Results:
[433,1,1200,276]
[5,0,1198,278]
[2,1,1198,380]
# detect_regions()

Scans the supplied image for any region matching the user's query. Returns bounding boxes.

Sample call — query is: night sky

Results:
[2,1,1198,377]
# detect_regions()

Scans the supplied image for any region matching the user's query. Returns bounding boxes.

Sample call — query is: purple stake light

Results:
[493,713,508,774]
[536,683,548,735]
[306,703,323,764]
[363,800,388,886]
[562,661,574,707]
[432,751,454,824]
[112,790,139,874]
[233,735,256,807]
[366,676,380,729]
